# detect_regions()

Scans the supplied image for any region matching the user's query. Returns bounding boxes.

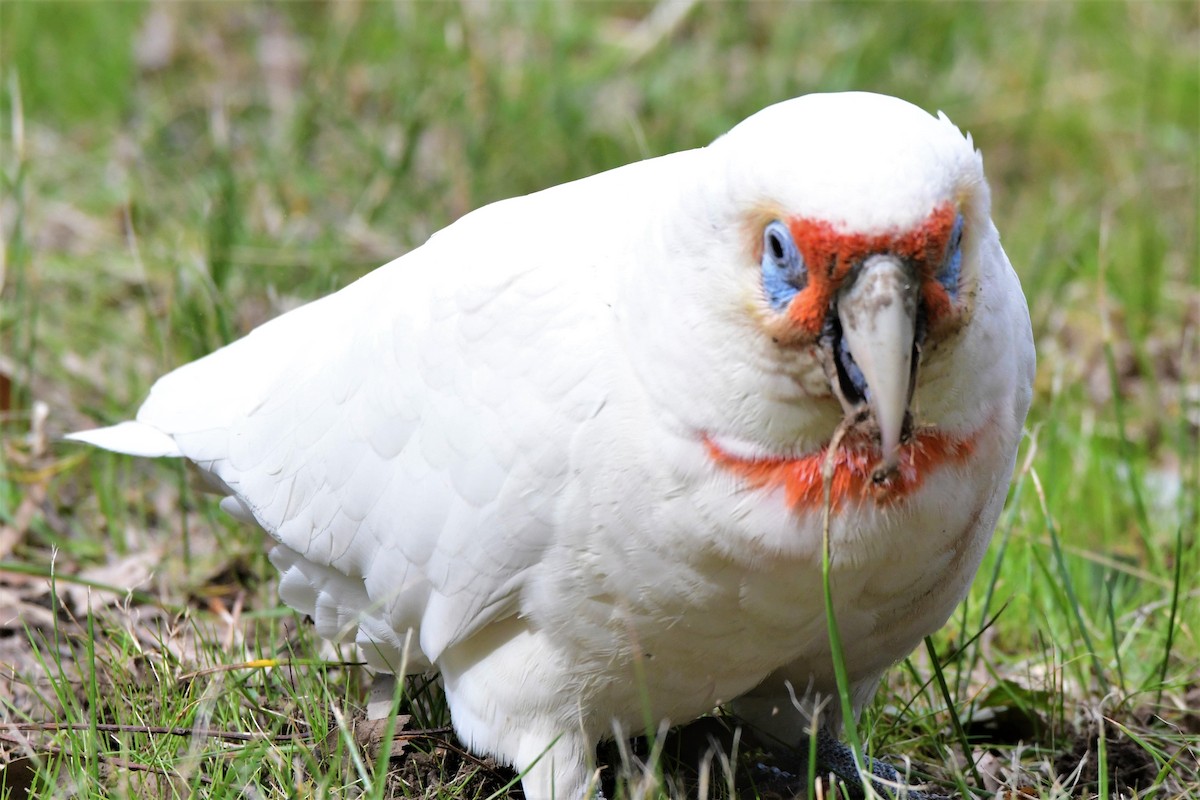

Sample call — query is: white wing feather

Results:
[104,150,698,669]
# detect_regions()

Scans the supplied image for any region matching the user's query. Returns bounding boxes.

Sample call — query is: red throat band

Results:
[705,426,977,510]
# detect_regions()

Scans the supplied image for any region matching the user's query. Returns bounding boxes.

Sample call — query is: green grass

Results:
[1,2,1196,798]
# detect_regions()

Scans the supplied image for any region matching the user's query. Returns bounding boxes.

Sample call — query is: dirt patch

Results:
[349,714,518,799]
[1054,728,1157,795]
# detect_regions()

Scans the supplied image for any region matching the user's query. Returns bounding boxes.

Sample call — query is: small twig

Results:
[394,726,456,740]
[8,721,296,743]
[381,726,504,775]
[0,731,215,785]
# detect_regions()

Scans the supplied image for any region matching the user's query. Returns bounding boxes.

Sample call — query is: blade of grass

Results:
[1097,212,1157,567]
[84,601,100,784]
[819,419,871,797]
[806,711,819,796]
[922,636,984,791]
[1153,521,1184,703]
[1103,573,1127,694]
[365,674,405,800]
[2,70,32,415]
[964,429,1035,720]
[1030,467,1111,695]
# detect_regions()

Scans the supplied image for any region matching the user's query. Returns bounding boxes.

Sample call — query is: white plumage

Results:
[70,92,1034,798]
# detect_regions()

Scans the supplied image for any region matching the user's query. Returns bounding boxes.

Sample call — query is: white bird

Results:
[70,92,1034,799]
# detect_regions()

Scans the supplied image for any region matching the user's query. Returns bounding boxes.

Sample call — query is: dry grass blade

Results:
[176,657,365,682]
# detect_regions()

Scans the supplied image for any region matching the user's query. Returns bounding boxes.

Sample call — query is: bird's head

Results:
[631,92,1009,497]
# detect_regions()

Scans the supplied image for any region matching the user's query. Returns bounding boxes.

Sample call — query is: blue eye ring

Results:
[937,213,965,297]
[762,220,807,311]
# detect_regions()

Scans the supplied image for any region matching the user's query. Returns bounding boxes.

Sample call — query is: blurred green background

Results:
[3,2,1196,415]
[0,2,1196,797]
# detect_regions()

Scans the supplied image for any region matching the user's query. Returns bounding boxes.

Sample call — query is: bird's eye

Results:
[761,220,807,311]
[937,214,965,297]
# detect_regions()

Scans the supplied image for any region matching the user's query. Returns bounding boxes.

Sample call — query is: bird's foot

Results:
[796,727,937,799]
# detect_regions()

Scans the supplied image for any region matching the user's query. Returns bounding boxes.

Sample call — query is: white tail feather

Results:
[64,421,183,458]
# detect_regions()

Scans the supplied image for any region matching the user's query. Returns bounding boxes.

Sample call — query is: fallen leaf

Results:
[0,586,57,630]
[353,714,414,760]
[61,549,161,614]
[0,754,45,799]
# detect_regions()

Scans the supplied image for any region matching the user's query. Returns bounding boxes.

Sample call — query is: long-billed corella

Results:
[70,92,1034,799]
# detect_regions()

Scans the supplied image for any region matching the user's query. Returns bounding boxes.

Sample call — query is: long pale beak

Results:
[836,254,919,470]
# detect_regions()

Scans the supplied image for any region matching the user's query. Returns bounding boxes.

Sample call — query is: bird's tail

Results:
[64,421,183,458]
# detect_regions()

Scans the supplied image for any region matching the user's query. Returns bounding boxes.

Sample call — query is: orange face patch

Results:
[768,203,960,337]
[705,426,977,511]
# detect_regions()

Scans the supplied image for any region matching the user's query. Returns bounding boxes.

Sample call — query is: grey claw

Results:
[800,727,933,799]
